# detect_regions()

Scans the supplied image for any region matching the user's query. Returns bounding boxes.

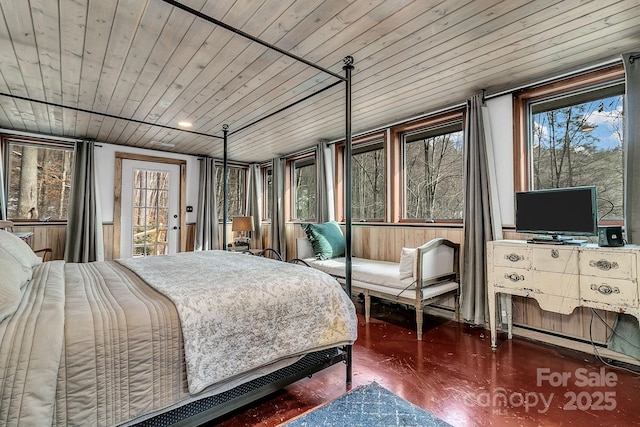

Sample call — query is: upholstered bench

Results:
[296,234,460,340]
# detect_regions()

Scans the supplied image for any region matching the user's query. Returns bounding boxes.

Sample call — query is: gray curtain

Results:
[194,157,219,250]
[461,94,502,325]
[624,53,640,244]
[0,141,6,220]
[270,157,286,259]
[610,53,640,357]
[247,163,262,243]
[316,141,335,222]
[64,141,104,262]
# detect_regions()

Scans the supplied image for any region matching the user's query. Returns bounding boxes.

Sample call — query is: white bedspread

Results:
[118,251,357,394]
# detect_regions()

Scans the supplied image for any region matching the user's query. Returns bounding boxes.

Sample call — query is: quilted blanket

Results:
[118,250,357,394]
[0,262,65,427]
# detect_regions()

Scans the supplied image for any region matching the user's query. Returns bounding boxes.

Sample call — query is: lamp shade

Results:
[232,216,254,232]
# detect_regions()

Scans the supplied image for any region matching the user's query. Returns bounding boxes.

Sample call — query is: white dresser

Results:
[487,240,640,348]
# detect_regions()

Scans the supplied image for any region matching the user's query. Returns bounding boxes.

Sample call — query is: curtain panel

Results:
[610,53,640,358]
[317,141,335,223]
[64,141,104,262]
[270,157,286,259]
[195,157,219,251]
[461,94,502,325]
[624,53,640,244]
[0,141,5,220]
[248,164,262,242]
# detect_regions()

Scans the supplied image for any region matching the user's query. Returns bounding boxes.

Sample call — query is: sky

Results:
[534,95,623,151]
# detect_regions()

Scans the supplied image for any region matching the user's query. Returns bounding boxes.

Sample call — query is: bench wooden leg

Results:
[364,291,371,323]
[416,306,424,341]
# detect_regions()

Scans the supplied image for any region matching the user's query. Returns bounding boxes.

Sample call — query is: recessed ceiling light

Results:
[178,121,192,128]
[150,140,176,147]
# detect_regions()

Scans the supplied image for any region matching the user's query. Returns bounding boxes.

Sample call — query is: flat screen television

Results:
[515,186,598,243]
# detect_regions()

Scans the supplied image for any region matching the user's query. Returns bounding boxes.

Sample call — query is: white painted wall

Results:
[486,94,515,226]
[95,143,200,224]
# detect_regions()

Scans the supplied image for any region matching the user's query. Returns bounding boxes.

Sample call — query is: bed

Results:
[0,230,357,426]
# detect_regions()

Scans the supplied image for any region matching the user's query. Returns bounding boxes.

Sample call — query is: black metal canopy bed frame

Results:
[146,1,357,425]
[0,1,357,425]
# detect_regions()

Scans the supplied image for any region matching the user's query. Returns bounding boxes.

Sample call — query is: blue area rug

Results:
[284,383,451,427]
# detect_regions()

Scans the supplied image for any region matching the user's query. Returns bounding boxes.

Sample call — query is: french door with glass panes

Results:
[120,160,180,258]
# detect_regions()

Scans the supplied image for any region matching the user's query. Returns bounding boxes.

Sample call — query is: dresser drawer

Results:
[492,245,531,269]
[579,277,638,308]
[579,250,635,280]
[493,267,533,292]
[532,246,579,274]
[532,271,580,299]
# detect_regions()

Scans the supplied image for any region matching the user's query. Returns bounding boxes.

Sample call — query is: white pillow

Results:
[0,230,42,270]
[399,247,417,280]
[0,256,24,322]
[296,237,316,259]
[0,247,32,287]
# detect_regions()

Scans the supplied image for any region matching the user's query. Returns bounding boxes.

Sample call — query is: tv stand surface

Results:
[527,235,586,246]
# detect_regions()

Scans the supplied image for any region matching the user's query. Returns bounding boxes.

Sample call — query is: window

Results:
[216,165,246,218]
[402,121,464,220]
[262,165,273,221]
[352,140,384,220]
[5,138,74,221]
[292,156,316,221]
[516,65,625,222]
[132,169,170,257]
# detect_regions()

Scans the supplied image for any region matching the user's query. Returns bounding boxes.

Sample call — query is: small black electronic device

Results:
[598,226,624,247]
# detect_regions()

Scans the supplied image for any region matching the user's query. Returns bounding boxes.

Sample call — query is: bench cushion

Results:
[354,279,458,301]
[306,257,415,290]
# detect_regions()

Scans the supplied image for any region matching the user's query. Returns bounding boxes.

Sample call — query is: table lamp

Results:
[231,216,254,251]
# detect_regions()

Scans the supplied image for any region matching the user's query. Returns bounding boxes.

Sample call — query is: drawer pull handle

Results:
[551,249,559,258]
[589,260,619,271]
[505,253,523,262]
[590,284,620,295]
[505,273,525,282]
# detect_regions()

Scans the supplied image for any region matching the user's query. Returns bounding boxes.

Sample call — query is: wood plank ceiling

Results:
[0,0,638,163]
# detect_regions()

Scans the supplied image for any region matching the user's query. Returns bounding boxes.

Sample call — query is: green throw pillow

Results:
[301,221,345,260]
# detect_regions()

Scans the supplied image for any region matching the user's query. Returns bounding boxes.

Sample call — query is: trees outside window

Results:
[403,123,464,220]
[292,157,316,221]
[216,166,246,219]
[352,142,384,220]
[530,85,624,220]
[6,139,74,221]
[132,169,170,257]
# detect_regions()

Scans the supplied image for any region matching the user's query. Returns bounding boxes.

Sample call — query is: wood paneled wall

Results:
[18,222,615,345]
[285,223,464,261]
[13,224,67,260]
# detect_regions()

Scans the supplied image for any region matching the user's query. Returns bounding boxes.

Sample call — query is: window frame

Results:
[287,152,317,222]
[260,163,272,222]
[2,135,75,224]
[391,110,465,224]
[513,64,625,225]
[336,131,387,222]
[215,162,248,222]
